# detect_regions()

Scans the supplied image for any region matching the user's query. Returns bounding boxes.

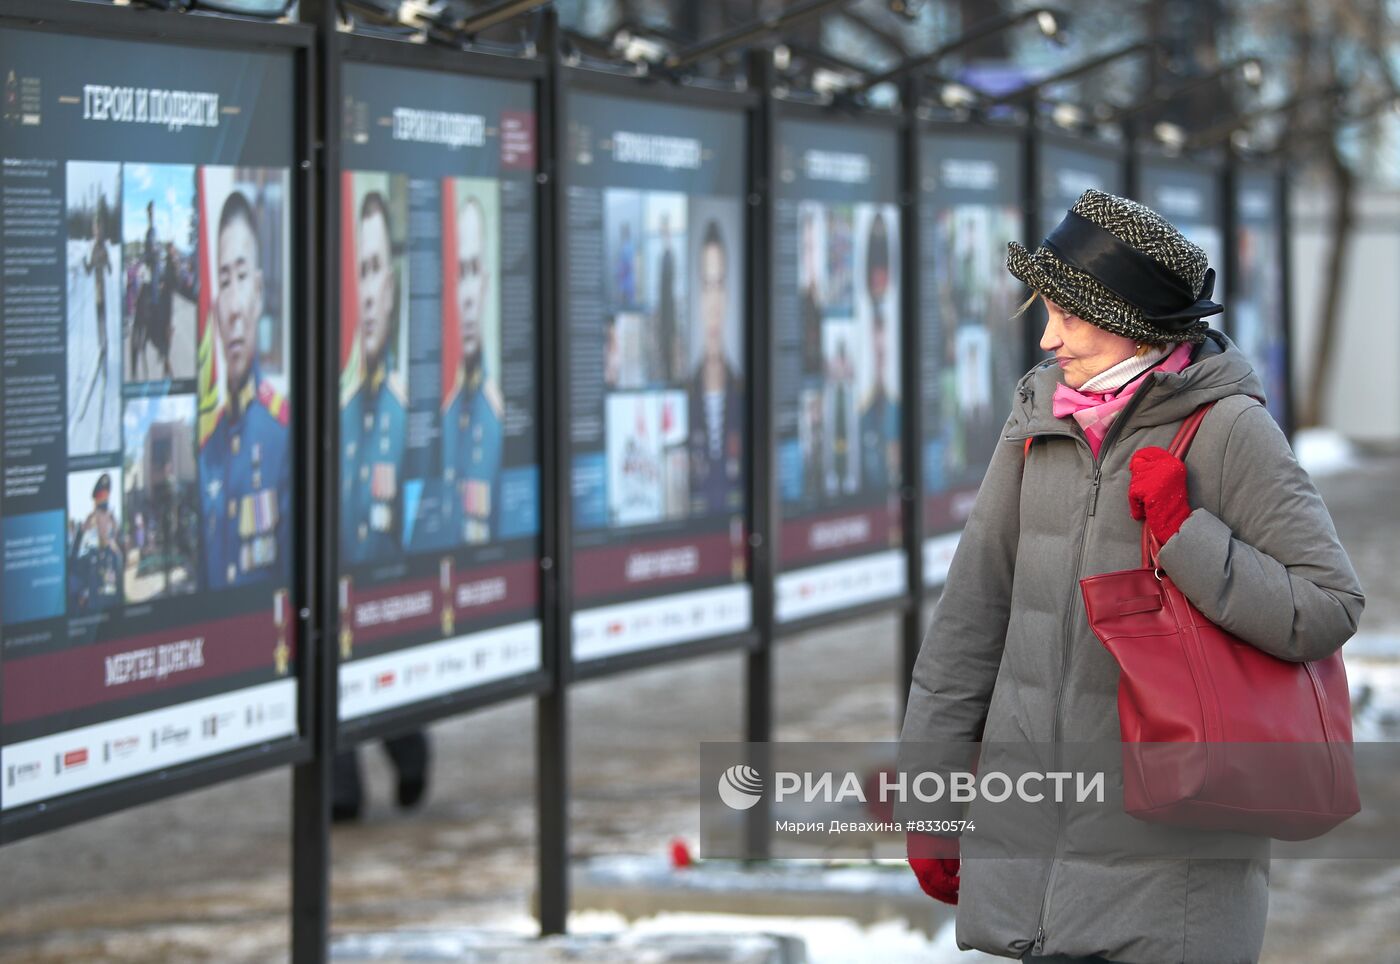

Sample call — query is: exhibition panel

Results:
[771,110,907,625]
[561,81,755,665]
[332,41,547,735]
[917,127,1025,586]
[0,5,313,838]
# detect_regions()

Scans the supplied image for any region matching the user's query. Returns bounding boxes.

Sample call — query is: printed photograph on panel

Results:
[66,161,123,457]
[197,166,293,591]
[122,163,198,384]
[66,466,124,614]
[123,394,199,602]
[339,172,409,567]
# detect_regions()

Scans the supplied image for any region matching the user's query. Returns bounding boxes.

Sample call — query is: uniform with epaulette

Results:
[341,360,406,565]
[69,472,124,611]
[860,383,900,493]
[200,362,291,589]
[438,361,503,546]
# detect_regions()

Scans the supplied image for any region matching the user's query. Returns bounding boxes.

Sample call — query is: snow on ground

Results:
[330,910,997,964]
[1293,427,1359,477]
[567,910,988,964]
[1347,652,1400,741]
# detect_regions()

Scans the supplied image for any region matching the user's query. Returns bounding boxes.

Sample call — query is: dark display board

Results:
[562,88,752,662]
[772,115,906,624]
[1038,137,1125,239]
[918,129,1024,586]
[0,24,301,814]
[1136,156,1225,304]
[1231,168,1289,427]
[334,56,542,726]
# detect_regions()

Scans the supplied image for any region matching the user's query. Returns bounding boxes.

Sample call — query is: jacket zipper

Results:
[1029,385,1150,956]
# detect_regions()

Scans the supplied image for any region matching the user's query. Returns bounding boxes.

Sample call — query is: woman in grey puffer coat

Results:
[899,189,1364,964]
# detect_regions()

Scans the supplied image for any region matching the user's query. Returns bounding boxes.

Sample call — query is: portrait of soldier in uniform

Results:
[687,218,743,517]
[858,210,900,493]
[828,336,855,495]
[199,189,292,589]
[68,470,124,613]
[439,191,503,547]
[799,204,825,379]
[340,189,407,566]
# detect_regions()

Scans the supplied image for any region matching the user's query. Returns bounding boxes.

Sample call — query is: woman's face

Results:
[1038,296,1139,389]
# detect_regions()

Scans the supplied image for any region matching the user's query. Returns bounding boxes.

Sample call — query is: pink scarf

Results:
[1052,342,1194,458]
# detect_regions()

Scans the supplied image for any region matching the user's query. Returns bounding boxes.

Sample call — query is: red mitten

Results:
[1127,446,1191,544]
[906,833,960,905]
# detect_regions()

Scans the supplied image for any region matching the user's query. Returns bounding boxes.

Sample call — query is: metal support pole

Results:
[1021,121,1043,376]
[1123,119,1142,200]
[1222,148,1241,343]
[897,74,924,719]
[535,6,571,936]
[292,1,333,961]
[744,46,776,864]
[1276,166,1297,439]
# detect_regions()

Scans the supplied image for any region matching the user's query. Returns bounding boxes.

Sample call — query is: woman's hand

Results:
[906,832,960,905]
[1128,446,1192,544]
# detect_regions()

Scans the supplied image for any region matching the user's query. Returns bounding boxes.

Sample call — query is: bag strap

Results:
[1167,402,1214,459]
[1141,401,1218,569]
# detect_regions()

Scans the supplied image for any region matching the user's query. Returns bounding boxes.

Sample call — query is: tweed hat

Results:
[1006,188,1221,345]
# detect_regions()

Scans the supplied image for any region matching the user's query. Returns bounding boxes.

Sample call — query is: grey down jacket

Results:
[899,329,1364,963]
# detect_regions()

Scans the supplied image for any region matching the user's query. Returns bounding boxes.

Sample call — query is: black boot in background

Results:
[385,730,429,810]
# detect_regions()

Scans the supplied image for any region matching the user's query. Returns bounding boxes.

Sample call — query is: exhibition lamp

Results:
[936,82,983,111]
[1152,121,1188,151]
[614,32,670,68]
[919,79,1011,116]
[771,41,881,102]
[610,23,676,69]
[1050,102,1089,130]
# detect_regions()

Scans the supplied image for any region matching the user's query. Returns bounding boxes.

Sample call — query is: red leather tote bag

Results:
[1079,402,1360,841]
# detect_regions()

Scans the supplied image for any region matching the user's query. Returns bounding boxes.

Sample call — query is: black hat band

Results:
[1040,210,1220,327]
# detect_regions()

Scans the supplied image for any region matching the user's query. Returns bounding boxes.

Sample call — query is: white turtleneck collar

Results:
[1077,344,1172,393]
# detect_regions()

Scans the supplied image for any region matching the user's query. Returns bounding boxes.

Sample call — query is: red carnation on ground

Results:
[668,836,693,869]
